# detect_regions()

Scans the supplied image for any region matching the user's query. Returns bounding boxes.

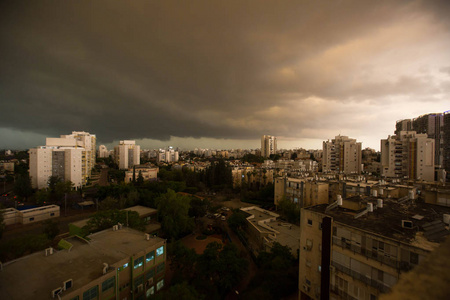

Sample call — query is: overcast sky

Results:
[1,0,449,151]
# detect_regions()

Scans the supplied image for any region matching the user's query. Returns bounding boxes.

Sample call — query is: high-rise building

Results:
[29,131,96,189]
[322,135,362,174]
[114,141,141,169]
[381,131,435,181]
[98,145,109,158]
[261,135,277,157]
[395,113,449,181]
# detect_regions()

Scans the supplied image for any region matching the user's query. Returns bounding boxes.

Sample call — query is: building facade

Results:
[98,145,109,158]
[261,135,277,158]
[114,140,141,169]
[156,148,179,163]
[0,227,166,300]
[299,196,450,300]
[323,135,362,174]
[381,131,435,181]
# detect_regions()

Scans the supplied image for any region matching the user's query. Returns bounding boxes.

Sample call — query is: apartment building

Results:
[98,145,109,158]
[299,196,450,300]
[125,165,159,183]
[323,135,362,174]
[381,131,435,181]
[274,177,329,207]
[0,227,166,300]
[29,131,96,189]
[261,135,277,158]
[114,140,140,169]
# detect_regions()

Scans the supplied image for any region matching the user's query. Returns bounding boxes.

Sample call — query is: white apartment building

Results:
[114,140,140,169]
[261,135,277,158]
[29,131,96,189]
[98,145,109,158]
[323,135,362,174]
[381,131,435,181]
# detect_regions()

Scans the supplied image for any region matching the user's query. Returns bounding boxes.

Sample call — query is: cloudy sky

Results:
[1,0,449,151]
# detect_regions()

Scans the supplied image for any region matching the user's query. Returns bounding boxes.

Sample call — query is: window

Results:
[410,252,419,264]
[122,263,129,269]
[50,213,55,216]
[146,286,155,297]
[307,219,313,226]
[102,277,115,292]
[146,251,155,263]
[82,286,98,300]
[157,262,165,274]
[134,275,144,287]
[134,256,144,269]
[156,279,164,291]
[156,246,164,257]
[29,217,34,221]
[319,222,322,230]
[305,278,311,286]
[146,268,155,280]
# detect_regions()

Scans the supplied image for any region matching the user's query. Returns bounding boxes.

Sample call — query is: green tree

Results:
[227,210,248,232]
[13,173,33,200]
[137,170,144,185]
[98,196,120,210]
[43,219,60,240]
[155,189,194,241]
[152,282,204,300]
[35,189,49,205]
[85,209,145,233]
[188,197,209,218]
[168,241,198,281]
[277,197,300,224]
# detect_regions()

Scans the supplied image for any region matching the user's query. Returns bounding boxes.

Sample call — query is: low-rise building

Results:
[124,165,159,183]
[299,195,450,300]
[1,205,60,226]
[240,206,300,257]
[0,227,166,300]
[274,177,329,207]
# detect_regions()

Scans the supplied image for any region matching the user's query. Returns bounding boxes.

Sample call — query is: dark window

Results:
[307,219,313,226]
[102,277,115,292]
[82,286,98,300]
[156,262,165,274]
[410,252,419,264]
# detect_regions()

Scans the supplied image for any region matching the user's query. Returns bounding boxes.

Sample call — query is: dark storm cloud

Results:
[0,0,449,147]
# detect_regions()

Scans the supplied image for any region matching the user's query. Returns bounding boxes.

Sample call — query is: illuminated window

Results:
[146,286,155,297]
[146,251,155,263]
[134,256,144,269]
[156,246,164,257]
[122,263,129,269]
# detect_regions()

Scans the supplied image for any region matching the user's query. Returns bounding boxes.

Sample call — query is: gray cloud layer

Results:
[1,0,449,148]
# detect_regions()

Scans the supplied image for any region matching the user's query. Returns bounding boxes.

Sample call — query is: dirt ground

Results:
[181,233,225,254]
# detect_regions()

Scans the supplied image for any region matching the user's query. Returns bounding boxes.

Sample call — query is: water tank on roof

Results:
[377,199,383,208]
[373,190,378,197]
[337,195,343,206]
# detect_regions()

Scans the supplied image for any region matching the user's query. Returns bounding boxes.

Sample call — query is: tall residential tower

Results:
[261,135,277,158]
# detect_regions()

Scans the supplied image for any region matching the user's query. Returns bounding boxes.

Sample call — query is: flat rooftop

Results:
[265,220,300,252]
[306,196,450,245]
[123,205,157,217]
[0,227,165,300]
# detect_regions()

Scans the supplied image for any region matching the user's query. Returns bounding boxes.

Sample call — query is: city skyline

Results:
[1,1,449,151]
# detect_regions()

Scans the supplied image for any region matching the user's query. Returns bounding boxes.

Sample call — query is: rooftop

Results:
[0,227,165,300]
[306,196,450,246]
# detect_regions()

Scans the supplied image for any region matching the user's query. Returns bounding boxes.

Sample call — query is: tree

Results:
[277,197,300,224]
[13,173,33,200]
[85,209,145,233]
[43,219,60,240]
[137,170,144,185]
[188,197,209,218]
[168,241,198,281]
[227,210,247,232]
[155,189,194,241]
[153,282,204,300]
